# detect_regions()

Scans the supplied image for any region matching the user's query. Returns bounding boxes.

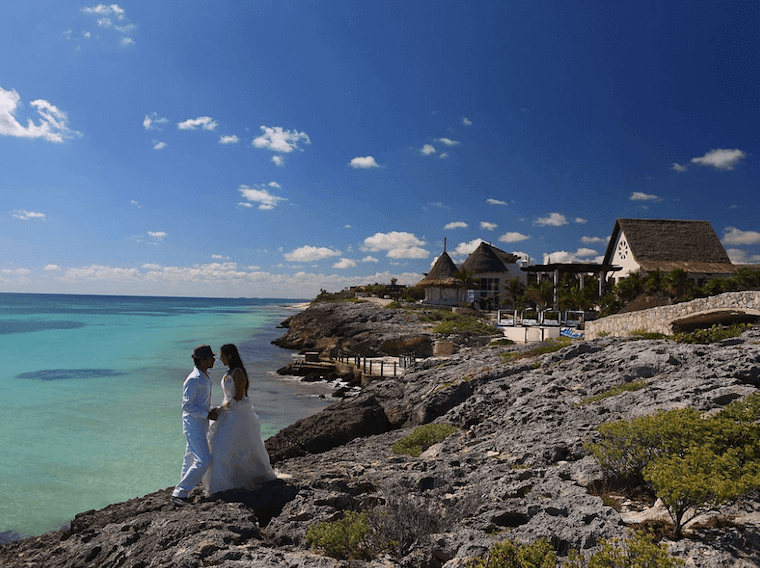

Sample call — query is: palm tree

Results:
[503,277,525,310]
[665,268,691,300]
[453,269,476,306]
[525,280,555,311]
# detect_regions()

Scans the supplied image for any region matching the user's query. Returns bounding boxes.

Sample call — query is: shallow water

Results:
[0,293,331,540]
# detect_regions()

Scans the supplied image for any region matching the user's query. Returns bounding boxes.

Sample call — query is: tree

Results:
[525,280,555,311]
[502,278,526,310]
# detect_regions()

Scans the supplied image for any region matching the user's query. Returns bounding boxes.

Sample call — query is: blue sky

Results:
[1,1,757,298]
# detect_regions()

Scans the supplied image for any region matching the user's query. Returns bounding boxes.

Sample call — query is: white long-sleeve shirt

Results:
[181,367,212,426]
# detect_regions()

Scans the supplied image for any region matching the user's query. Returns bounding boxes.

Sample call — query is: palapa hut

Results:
[460,242,526,309]
[603,218,736,286]
[415,250,463,306]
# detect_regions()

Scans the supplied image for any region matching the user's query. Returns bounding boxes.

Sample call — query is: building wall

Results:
[609,230,641,282]
[586,291,760,338]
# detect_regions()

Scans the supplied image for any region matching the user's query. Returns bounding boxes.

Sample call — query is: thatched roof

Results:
[460,242,519,273]
[603,219,736,274]
[415,251,461,288]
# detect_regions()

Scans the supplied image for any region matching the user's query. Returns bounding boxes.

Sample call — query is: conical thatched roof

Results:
[415,251,460,288]
[460,242,519,273]
[604,219,735,274]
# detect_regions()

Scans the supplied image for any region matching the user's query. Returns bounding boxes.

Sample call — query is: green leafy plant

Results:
[306,511,372,560]
[629,330,668,340]
[499,338,572,363]
[465,538,556,568]
[673,323,752,344]
[564,530,684,567]
[391,423,458,457]
[578,380,648,406]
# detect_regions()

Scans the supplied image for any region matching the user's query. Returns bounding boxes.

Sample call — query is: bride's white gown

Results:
[202,370,277,495]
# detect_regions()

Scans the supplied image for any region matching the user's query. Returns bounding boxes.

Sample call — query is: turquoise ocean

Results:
[0,293,332,542]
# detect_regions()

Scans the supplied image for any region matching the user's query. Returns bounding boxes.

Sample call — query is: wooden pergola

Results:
[521,262,622,309]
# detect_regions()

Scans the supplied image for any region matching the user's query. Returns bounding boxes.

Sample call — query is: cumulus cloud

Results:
[462,117,472,126]
[444,221,468,230]
[82,4,126,19]
[13,210,46,220]
[452,238,485,257]
[439,153,449,159]
[362,231,429,259]
[143,112,168,130]
[271,155,285,166]
[534,212,568,226]
[253,126,310,153]
[238,184,288,210]
[630,192,661,202]
[178,116,218,131]
[575,218,587,224]
[421,144,436,155]
[487,198,508,206]
[81,5,135,46]
[671,163,687,173]
[722,227,760,246]
[147,231,166,239]
[349,156,380,168]
[362,256,379,263]
[481,222,497,231]
[152,141,166,150]
[219,135,240,144]
[726,249,760,264]
[543,248,601,263]
[0,87,81,143]
[690,148,746,171]
[436,138,460,147]
[333,258,357,269]
[499,232,529,243]
[581,236,607,245]
[64,265,141,281]
[284,246,341,263]
[44,264,60,271]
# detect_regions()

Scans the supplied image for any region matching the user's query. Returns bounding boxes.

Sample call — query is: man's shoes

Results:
[171,496,192,507]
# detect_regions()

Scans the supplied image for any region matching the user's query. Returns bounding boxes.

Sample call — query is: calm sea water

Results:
[0,293,331,541]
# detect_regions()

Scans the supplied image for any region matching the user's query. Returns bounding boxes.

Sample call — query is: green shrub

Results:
[630,330,668,340]
[491,338,516,346]
[433,314,503,336]
[564,530,684,567]
[499,338,572,363]
[587,402,760,537]
[578,381,648,406]
[673,322,752,344]
[306,511,372,560]
[392,423,458,456]
[465,538,556,568]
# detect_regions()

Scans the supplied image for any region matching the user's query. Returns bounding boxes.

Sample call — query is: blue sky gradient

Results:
[1,1,757,298]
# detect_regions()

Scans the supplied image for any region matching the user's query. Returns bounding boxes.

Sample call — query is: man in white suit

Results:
[171,345,219,506]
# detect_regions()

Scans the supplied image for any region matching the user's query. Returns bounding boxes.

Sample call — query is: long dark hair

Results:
[220,343,249,396]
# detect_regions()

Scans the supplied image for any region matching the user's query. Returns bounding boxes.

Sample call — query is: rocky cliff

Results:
[2,301,760,568]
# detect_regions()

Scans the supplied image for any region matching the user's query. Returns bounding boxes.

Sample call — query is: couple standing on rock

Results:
[171,344,277,506]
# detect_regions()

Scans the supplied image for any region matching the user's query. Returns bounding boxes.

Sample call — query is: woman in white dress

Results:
[202,344,277,495]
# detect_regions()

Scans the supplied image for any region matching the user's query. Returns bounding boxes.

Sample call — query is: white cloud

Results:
[421,144,436,155]
[333,258,357,269]
[268,181,281,188]
[152,141,166,150]
[178,116,218,131]
[82,5,134,47]
[439,153,449,159]
[82,4,126,19]
[219,135,240,144]
[212,254,230,260]
[64,265,141,281]
[722,227,760,246]
[630,191,661,202]
[131,200,141,208]
[481,221,497,231]
[487,198,508,206]
[362,256,379,263]
[13,210,45,220]
[349,156,380,169]
[362,231,429,259]
[690,148,746,171]
[671,162,687,173]
[581,236,607,244]
[462,117,472,126]
[238,184,288,210]
[253,126,310,153]
[444,221,468,230]
[147,231,166,239]
[143,112,168,130]
[575,218,587,224]
[120,37,135,47]
[237,202,253,208]
[272,155,285,166]
[499,232,529,243]
[543,248,601,263]
[436,138,460,147]
[534,212,568,226]
[726,248,760,264]
[44,264,60,271]
[453,238,485,257]
[0,87,81,143]
[284,246,341,263]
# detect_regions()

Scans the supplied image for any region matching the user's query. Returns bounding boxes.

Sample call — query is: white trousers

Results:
[173,420,210,498]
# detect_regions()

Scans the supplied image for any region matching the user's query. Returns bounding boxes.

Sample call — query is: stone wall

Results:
[586,291,760,339]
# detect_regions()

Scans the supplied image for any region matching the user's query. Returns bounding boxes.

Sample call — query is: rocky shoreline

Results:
[2,300,760,567]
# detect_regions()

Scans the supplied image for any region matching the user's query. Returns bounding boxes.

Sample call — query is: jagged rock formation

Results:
[3,301,760,568]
